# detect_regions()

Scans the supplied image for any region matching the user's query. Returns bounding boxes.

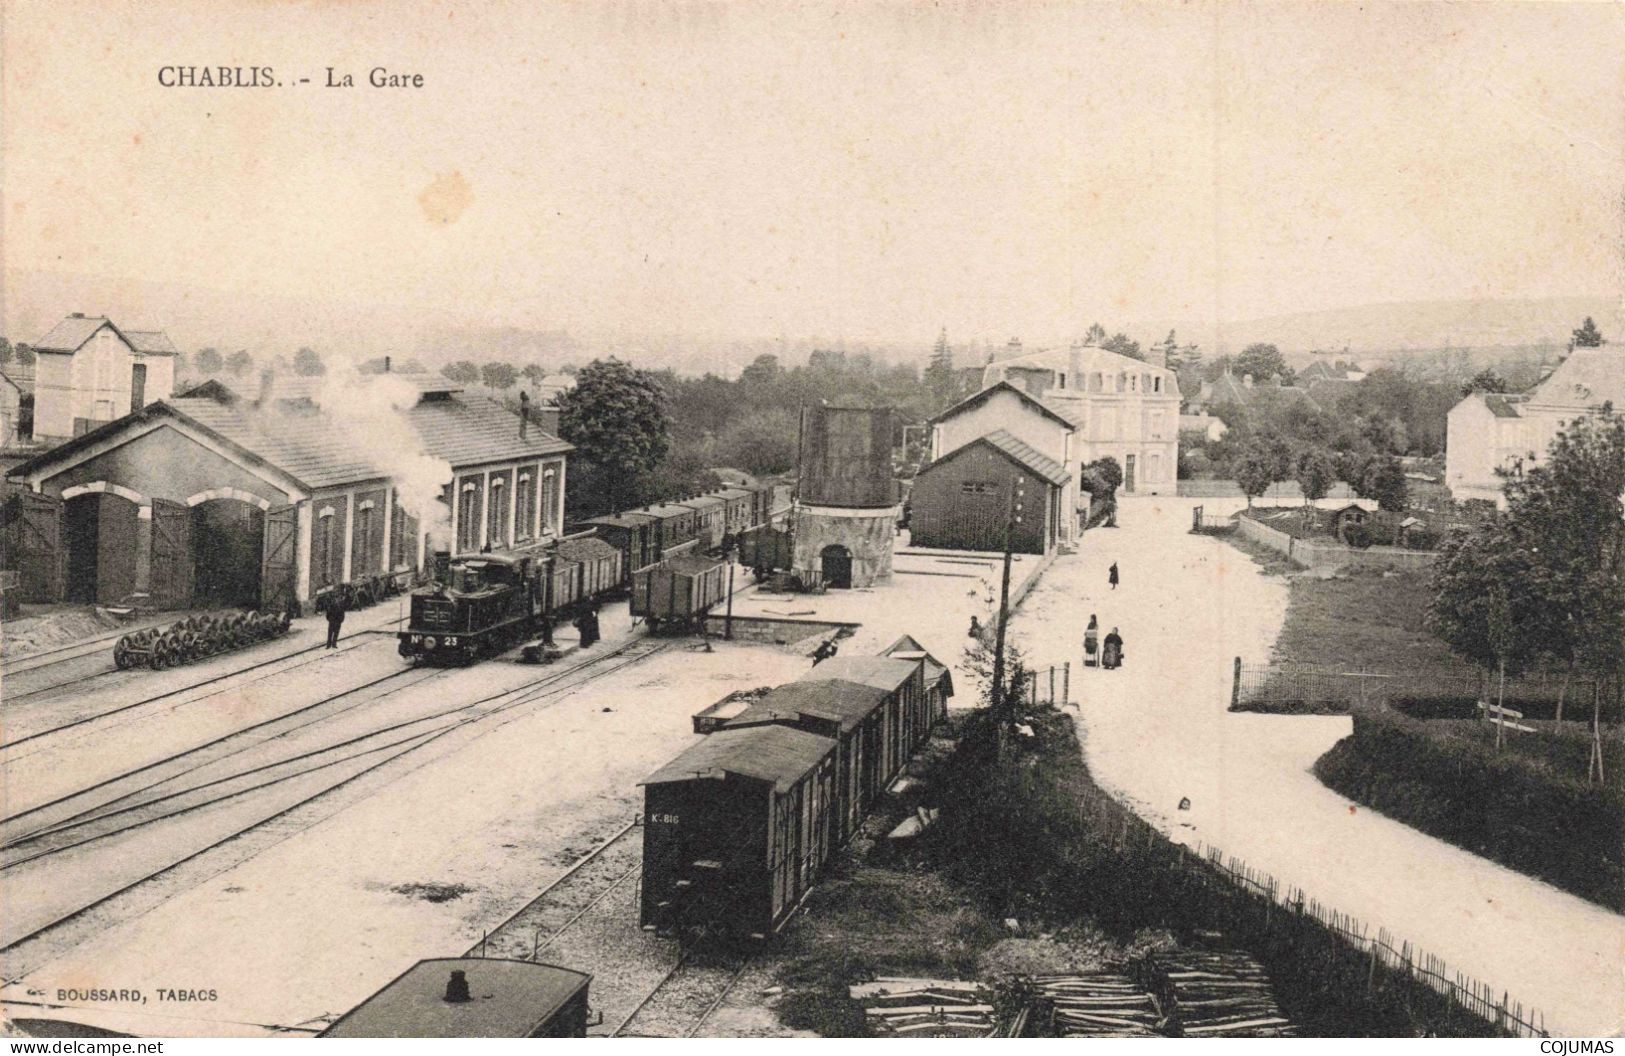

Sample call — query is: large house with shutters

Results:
[4,372,569,611]
[980,341,1180,496]
[29,314,178,443]
[1445,348,1624,506]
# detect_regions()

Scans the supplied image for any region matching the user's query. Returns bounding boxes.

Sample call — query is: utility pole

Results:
[990,475,1024,757]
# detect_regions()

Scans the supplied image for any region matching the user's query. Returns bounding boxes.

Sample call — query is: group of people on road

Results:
[1084,562,1125,670]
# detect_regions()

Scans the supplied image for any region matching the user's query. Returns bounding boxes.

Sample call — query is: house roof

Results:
[728,679,893,734]
[122,330,178,356]
[1528,348,1625,411]
[798,655,920,695]
[916,429,1069,487]
[405,395,571,467]
[928,381,1075,431]
[640,724,833,791]
[34,315,120,353]
[319,959,589,1038]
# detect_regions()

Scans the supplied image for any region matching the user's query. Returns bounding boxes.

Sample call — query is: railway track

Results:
[1,636,674,952]
[611,951,755,1038]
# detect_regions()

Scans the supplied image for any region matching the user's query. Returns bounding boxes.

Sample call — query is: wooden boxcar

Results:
[640,724,837,940]
[881,634,955,724]
[319,958,591,1038]
[675,494,728,551]
[736,524,794,574]
[725,679,892,842]
[579,511,659,578]
[715,487,755,537]
[629,551,728,631]
[641,502,700,557]
[800,656,930,792]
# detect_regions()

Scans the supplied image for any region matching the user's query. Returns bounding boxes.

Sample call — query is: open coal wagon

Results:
[629,552,728,634]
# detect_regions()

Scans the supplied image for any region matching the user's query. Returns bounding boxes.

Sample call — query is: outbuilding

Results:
[907,430,1068,554]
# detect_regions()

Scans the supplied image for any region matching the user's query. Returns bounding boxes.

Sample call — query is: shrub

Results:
[1314,710,1623,909]
[1342,524,1373,549]
[1405,527,1439,551]
[1366,522,1398,546]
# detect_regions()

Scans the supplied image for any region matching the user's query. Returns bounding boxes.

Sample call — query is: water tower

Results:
[792,403,898,589]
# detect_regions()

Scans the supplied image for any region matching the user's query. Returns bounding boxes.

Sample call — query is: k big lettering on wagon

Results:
[156,67,424,88]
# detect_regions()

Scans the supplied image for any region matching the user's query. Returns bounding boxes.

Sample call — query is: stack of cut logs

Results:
[849,978,996,1038]
[1030,973,1162,1036]
[1147,950,1296,1037]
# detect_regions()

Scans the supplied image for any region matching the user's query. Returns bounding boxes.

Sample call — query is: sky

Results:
[3,0,1622,347]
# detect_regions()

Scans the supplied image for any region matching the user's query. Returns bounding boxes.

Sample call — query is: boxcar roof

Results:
[642,724,833,791]
[319,958,589,1038]
[796,656,921,694]
[675,494,726,509]
[555,535,618,562]
[641,501,698,518]
[581,511,657,528]
[730,679,892,733]
[714,487,753,500]
[883,635,955,698]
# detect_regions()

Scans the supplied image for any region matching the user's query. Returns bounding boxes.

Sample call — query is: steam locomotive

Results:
[396,535,622,665]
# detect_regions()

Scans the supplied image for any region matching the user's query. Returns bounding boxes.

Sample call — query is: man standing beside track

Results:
[325,587,349,649]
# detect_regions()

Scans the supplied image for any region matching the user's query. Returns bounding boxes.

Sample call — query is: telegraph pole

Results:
[990,475,1024,757]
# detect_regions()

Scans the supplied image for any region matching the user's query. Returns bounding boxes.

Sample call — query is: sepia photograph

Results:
[0,0,1621,1043]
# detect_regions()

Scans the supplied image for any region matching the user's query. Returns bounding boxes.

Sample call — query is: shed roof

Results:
[729,679,893,733]
[916,429,1069,487]
[175,395,388,490]
[928,381,1075,431]
[641,724,833,790]
[319,959,589,1038]
[122,330,179,356]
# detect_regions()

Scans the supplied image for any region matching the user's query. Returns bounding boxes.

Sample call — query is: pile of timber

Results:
[1029,973,1162,1037]
[1147,950,1296,1037]
[849,978,996,1037]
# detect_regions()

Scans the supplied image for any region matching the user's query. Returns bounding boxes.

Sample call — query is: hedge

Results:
[1314,710,1623,909]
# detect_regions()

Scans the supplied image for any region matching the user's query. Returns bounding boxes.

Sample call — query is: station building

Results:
[3,373,570,611]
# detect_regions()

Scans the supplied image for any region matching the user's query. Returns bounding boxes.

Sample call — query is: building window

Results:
[960,481,995,496]
[1153,376,1162,393]
[488,478,507,549]
[1058,372,1067,389]
[355,501,375,571]
[317,507,338,588]
[458,482,479,552]
[515,473,534,540]
[543,468,558,531]
[1150,410,1165,439]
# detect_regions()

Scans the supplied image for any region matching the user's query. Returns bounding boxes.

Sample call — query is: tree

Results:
[1081,457,1123,525]
[1084,322,1107,345]
[1235,434,1290,507]
[521,363,548,385]
[713,407,800,476]
[739,353,782,387]
[1460,367,1509,397]
[1294,448,1336,522]
[13,343,35,366]
[556,358,671,515]
[1360,454,1409,512]
[1428,525,1537,683]
[293,347,325,376]
[925,328,955,411]
[1101,333,1143,361]
[226,349,255,376]
[0,337,11,364]
[1572,316,1605,348]
[481,362,518,390]
[1233,343,1294,385]
[441,360,480,384]
[194,347,224,374]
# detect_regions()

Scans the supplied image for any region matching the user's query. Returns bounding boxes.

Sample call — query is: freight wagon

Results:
[675,494,728,552]
[639,644,948,942]
[640,724,837,940]
[736,524,794,576]
[629,551,729,633]
[579,511,660,581]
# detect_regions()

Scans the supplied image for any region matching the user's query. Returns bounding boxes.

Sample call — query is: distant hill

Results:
[1217,296,1624,356]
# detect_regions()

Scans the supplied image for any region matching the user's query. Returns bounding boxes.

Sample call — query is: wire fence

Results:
[1231,659,1609,720]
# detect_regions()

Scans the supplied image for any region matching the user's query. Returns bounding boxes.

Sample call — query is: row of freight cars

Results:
[639,635,955,941]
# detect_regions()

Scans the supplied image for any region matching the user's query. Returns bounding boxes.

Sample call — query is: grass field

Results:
[1266,564,1470,673]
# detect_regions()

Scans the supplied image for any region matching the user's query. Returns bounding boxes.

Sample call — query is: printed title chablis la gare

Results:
[157,66,423,88]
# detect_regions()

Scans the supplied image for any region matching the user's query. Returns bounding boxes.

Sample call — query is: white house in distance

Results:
[927,381,1081,540]
[1445,348,1623,505]
[30,314,177,443]
[980,341,1181,495]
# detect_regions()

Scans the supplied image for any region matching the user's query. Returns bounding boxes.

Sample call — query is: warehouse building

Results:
[907,430,1067,554]
[3,373,570,610]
